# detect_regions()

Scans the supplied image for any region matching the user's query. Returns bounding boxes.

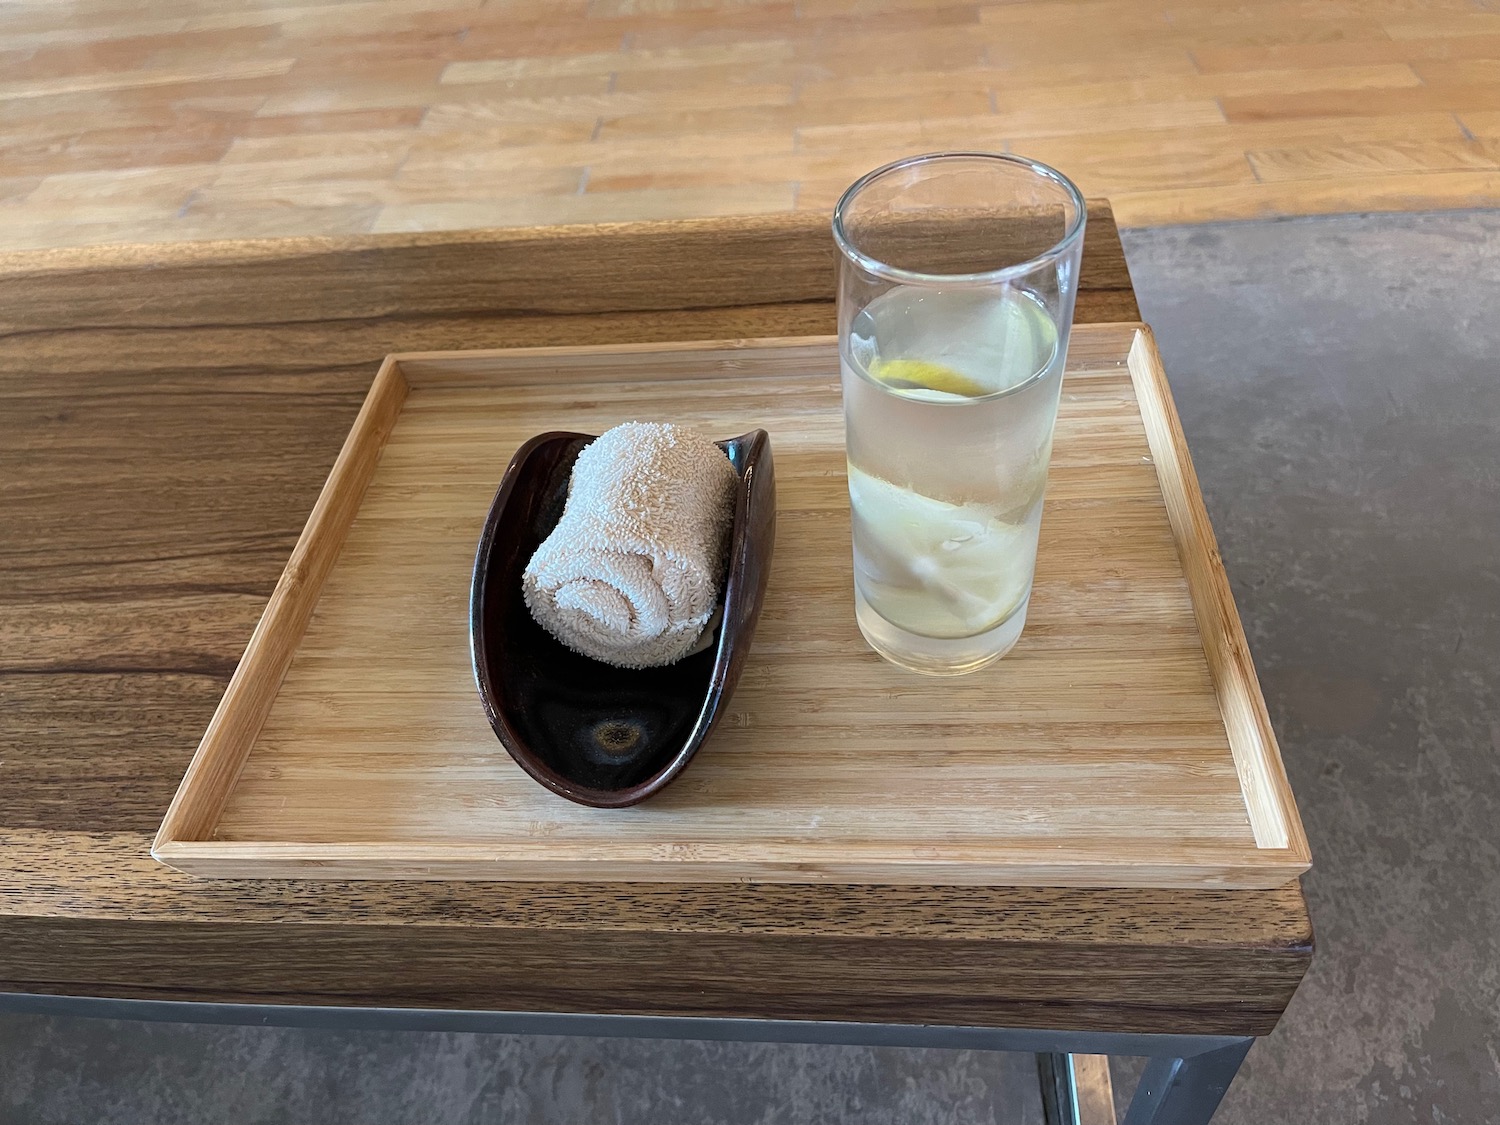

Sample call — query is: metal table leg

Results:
[1039,1052,1116,1125]
[2,991,1254,1125]
[1122,1039,1254,1125]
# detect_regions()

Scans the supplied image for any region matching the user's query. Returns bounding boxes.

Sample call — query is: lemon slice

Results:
[847,466,1032,639]
[868,358,988,399]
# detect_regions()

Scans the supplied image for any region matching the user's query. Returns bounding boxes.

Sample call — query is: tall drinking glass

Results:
[833,153,1086,675]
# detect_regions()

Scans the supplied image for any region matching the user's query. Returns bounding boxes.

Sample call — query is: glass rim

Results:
[831,152,1088,286]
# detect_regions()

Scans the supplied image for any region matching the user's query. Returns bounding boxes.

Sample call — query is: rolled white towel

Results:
[522,422,739,669]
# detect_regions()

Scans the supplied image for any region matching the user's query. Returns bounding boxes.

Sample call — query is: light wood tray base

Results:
[154,324,1310,888]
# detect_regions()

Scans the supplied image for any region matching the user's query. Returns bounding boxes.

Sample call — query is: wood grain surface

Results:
[154,329,1309,889]
[2,0,1499,248]
[0,211,1312,1035]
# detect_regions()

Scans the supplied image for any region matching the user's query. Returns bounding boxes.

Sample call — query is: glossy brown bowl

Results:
[469,430,775,808]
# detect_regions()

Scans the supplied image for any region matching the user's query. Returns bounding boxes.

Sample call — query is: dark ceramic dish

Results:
[469,430,775,808]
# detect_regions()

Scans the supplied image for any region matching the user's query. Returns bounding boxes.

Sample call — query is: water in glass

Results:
[842,281,1065,674]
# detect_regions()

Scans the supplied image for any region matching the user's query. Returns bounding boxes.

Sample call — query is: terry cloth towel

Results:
[522,422,739,669]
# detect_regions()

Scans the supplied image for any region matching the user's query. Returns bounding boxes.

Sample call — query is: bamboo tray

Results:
[153,324,1311,888]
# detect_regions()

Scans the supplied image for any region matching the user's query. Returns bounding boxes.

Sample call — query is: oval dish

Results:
[469,429,775,808]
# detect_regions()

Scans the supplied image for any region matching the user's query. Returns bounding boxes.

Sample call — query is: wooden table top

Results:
[3,0,1498,253]
[0,205,1311,1036]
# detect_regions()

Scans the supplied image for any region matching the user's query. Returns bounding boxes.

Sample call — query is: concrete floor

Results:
[4,210,1499,1124]
[1120,212,1500,1125]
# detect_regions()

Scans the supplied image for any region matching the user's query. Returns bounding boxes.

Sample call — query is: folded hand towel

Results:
[522,422,739,669]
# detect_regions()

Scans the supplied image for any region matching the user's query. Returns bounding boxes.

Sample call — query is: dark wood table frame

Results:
[0,206,1311,1124]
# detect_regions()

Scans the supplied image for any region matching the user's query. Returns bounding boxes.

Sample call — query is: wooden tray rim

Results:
[152,325,1312,887]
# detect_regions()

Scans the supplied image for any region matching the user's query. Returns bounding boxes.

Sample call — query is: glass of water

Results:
[833,153,1086,675]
